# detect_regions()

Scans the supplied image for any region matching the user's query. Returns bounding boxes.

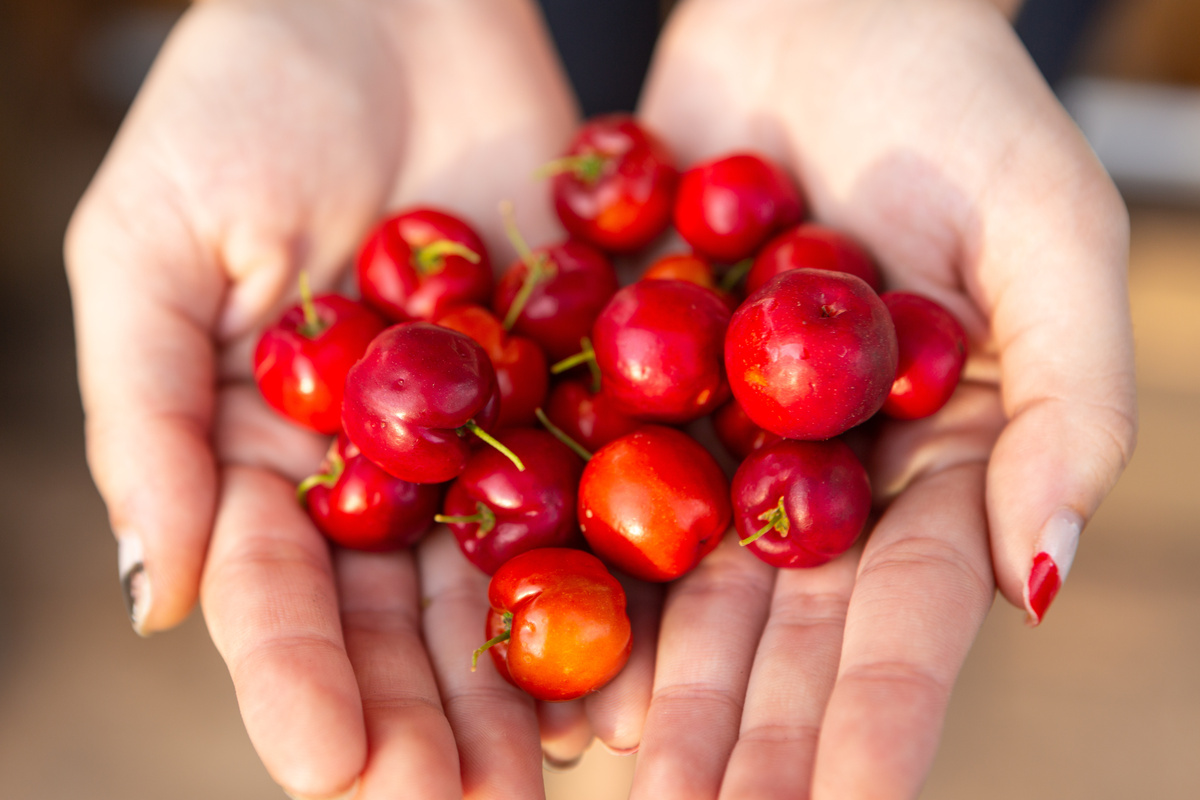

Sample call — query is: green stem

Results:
[435,501,497,537]
[413,239,481,275]
[719,258,754,293]
[534,408,593,462]
[296,449,344,507]
[739,496,790,546]
[499,200,554,330]
[550,337,597,376]
[533,152,607,184]
[471,611,513,671]
[297,271,327,338]
[459,419,526,472]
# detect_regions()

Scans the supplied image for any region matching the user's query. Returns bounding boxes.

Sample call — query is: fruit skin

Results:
[726,268,898,441]
[711,397,783,461]
[301,433,441,551]
[673,152,804,262]
[592,279,732,425]
[253,293,387,434]
[493,239,619,362]
[747,222,882,296]
[435,305,548,429]
[356,207,492,323]
[550,113,678,254]
[483,548,632,702]
[341,322,500,484]
[880,291,968,420]
[732,438,871,568]
[441,428,585,575]
[544,376,642,454]
[641,252,738,311]
[578,426,730,582]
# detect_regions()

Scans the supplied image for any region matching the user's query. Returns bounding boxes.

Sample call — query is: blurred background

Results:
[1,0,1197,798]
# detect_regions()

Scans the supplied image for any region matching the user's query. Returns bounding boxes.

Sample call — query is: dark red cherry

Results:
[543,376,642,454]
[711,397,783,461]
[747,223,882,295]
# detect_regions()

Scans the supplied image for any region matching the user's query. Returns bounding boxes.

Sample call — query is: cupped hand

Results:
[609,0,1137,797]
[65,0,582,796]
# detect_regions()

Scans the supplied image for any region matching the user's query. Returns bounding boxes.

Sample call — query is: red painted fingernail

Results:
[1025,552,1061,625]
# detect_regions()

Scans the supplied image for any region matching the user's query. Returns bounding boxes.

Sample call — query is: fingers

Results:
[812,463,994,800]
[200,465,365,799]
[716,550,858,800]
[629,535,776,800]
[417,527,546,800]
[335,548,461,800]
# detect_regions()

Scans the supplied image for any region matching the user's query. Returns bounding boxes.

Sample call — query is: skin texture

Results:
[64,0,1134,797]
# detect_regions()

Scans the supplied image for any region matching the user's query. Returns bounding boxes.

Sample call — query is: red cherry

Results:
[592,279,732,424]
[299,433,441,551]
[437,428,585,575]
[673,152,804,262]
[493,238,619,362]
[732,438,870,568]
[543,376,642,453]
[578,426,731,582]
[435,305,549,429]
[253,288,387,434]
[341,322,506,484]
[546,113,678,253]
[747,223,882,295]
[356,207,492,322]
[880,291,968,420]
[478,548,632,702]
[726,269,898,440]
[640,252,739,311]
[711,397,783,461]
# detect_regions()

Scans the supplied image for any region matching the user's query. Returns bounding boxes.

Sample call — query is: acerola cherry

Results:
[673,152,804,262]
[435,305,548,429]
[880,291,968,420]
[356,207,492,322]
[640,252,739,311]
[493,238,619,362]
[747,222,882,296]
[437,428,585,575]
[592,279,732,424]
[711,396,783,461]
[732,438,871,568]
[726,269,898,440]
[299,433,441,551]
[341,322,510,484]
[543,376,642,454]
[478,548,632,702]
[253,284,386,434]
[544,113,678,254]
[578,426,730,582]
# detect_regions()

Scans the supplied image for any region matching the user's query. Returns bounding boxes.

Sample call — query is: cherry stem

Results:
[499,200,553,330]
[534,408,593,462]
[295,449,345,506]
[413,239,481,275]
[740,496,790,546]
[719,258,754,292]
[435,501,497,537]
[550,337,597,377]
[297,271,327,338]
[459,419,526,472]
[533,152,607,184]
[471,611,513,671]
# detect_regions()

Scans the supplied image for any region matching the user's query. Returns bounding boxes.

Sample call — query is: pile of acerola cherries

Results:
[253,114,968,704]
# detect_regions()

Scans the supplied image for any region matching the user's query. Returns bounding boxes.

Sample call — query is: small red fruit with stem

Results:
[253,276,386,434]
[356,207,492,322]
[880,291,968,420]
[747,222,882,296]
[436,428,585,575]
[732,438,871,568]
[543,376,641,454]
[298,433,441,551]
[578,425,730,582]
[476,547,632,702]
[341,322,523,484]
[542,113,678,254]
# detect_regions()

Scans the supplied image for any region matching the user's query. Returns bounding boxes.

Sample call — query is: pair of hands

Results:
[65,0,1136,797]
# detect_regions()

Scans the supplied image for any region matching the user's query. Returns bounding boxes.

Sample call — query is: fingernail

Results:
[1024,509,1082,626]
[542,752,583,772]
[600,742,639,757]
[283,777,361,800]
[118,533,151,636]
